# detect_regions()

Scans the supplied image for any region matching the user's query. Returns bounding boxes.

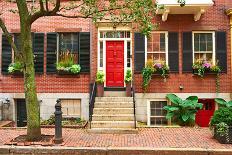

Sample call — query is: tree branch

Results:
[30,0,60,24]
[0,17,22,60]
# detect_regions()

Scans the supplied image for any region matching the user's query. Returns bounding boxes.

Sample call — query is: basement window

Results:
[147,101,168,126]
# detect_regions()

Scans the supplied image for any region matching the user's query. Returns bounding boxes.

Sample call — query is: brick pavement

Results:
[0,127,232,149]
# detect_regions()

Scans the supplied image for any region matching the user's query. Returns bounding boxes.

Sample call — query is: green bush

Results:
[210,107,232,127]
[96,71,105,84]
[125,69,132,83]
[8,61,23,73]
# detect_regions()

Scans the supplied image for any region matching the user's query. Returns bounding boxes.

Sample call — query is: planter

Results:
[192,69,218,76]
[57,70,80,76]
[214,126,232,144]
[126,82,132,97]
[97,83,104,97]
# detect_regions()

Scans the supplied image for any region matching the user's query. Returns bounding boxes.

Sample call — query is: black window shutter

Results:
[33,33,44,73]
[79,32,90,73]
[168,32,179,72]
[182,32,193,72]
[216,31,227,73]
[134,33,145,72]
[46,33,57,73]
[1,35,12,74]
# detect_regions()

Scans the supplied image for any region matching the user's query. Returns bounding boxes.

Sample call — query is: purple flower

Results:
[154,63,162,69]
[202,62,211,69]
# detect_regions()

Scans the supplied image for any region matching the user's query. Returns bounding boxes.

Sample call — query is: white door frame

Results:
[97,27,132,87]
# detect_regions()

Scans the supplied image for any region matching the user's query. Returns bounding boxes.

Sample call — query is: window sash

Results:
[193,32,215,64]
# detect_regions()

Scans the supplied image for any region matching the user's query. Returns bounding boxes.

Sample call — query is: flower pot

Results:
[97,83,104,97]
[126,82,132,97]
[214,126,232,144]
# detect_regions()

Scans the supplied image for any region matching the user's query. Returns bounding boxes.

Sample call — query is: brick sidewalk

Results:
[0,128,232,149]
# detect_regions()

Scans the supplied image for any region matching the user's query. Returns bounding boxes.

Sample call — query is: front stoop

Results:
[90,96,136,134]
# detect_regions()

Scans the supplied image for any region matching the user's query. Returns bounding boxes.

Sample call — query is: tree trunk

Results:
[21,22,41,141]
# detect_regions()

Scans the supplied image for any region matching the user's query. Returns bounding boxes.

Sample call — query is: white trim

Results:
[97,27,132,87]
[192,31,216,64]
[145,31,169,65]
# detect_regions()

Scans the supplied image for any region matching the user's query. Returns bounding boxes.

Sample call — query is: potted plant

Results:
[96,71,105,97]
[153,60,169,80]
[8,61,23,75]
[163,94,203,126]
[210,98,232,144]
[56,51,81,75]
[125,69,132,97]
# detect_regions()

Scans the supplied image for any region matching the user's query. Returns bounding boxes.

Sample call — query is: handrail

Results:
[89,82,97,129]
[131,77,136,129]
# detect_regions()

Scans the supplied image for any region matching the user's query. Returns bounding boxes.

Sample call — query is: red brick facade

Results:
[0,0,231,94]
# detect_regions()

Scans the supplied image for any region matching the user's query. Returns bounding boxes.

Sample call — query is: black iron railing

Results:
[89,82,97,129]
[131,80,136,129]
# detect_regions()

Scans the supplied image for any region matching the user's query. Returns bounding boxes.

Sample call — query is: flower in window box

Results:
[153,60,169,79]
[56,50,81,75]
[8,61,23,75]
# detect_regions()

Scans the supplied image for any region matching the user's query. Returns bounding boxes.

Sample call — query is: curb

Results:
[0,146,232,155]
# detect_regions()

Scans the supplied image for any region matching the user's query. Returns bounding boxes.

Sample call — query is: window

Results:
[58,33,79,63]
[127,41,131,67]
[148,101,168,126]
[61,99,81,117]
[147,32,168,64]
[100,31,130,38]
[193,32,215,63]
[99,41,103,67]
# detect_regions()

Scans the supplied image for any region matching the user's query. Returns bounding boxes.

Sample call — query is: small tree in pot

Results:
[125,69,132,97]
[96,71,105,97]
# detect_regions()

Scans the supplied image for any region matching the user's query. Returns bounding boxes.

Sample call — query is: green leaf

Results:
[215,98,227,107]
[186,96,198,103]
[166,112,174,119]
[163,106,179,112]
[182,114,190,122]
[166,94,182,105]
[227,101,232,108]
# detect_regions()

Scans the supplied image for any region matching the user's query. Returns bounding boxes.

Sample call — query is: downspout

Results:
[226,9,232,100]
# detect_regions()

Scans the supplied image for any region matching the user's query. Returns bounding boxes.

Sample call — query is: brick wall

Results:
[132,0,232,93]
[0,2,91,93]
[0,0,231,94]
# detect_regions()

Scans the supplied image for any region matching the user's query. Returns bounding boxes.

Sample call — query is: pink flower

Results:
[202,62,211,69]
[154,63,162,69]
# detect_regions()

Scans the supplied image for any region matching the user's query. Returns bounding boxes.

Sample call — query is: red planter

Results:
[126,82,131,97]
[97,83,104,97]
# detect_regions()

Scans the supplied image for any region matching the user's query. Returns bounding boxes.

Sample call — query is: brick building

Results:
[0,0,231,129]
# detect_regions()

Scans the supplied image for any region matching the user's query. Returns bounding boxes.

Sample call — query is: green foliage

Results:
[210,108,232,127]
[142,66,154,91]
[125,69,132,83]
[41,115,84,126]
[216,122,229,136]
[41,115,55,125]
[8,61,23,73]
[56,51,81,74]
[96,71,105,84]
[163,94,203,126]
[215,98,232,108]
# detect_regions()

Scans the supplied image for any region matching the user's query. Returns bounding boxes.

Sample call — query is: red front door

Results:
[106,41,124,87]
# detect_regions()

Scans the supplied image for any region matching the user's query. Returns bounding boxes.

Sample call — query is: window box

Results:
[214,126,232,144]
[192,68,218,76]
[56,70,80,76]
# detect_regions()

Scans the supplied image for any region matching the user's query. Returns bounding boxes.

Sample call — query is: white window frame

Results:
[97,27,132,87]
[192,31,216,64]
[147,99,170,127]
[145,31,169,65]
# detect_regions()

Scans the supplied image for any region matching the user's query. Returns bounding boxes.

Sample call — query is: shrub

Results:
[210,107,232,127]
[8,61,23,73]
[96,71,105,84]
[125,69,132,83]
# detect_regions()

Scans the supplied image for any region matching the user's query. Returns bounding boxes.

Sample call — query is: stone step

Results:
[91,121,135,128]
[95,97,133,102]
[94,102,134,108]
[92,114,134,121]
[93,108,134,115]
[87,128,138,134]
[104,91,126,97]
